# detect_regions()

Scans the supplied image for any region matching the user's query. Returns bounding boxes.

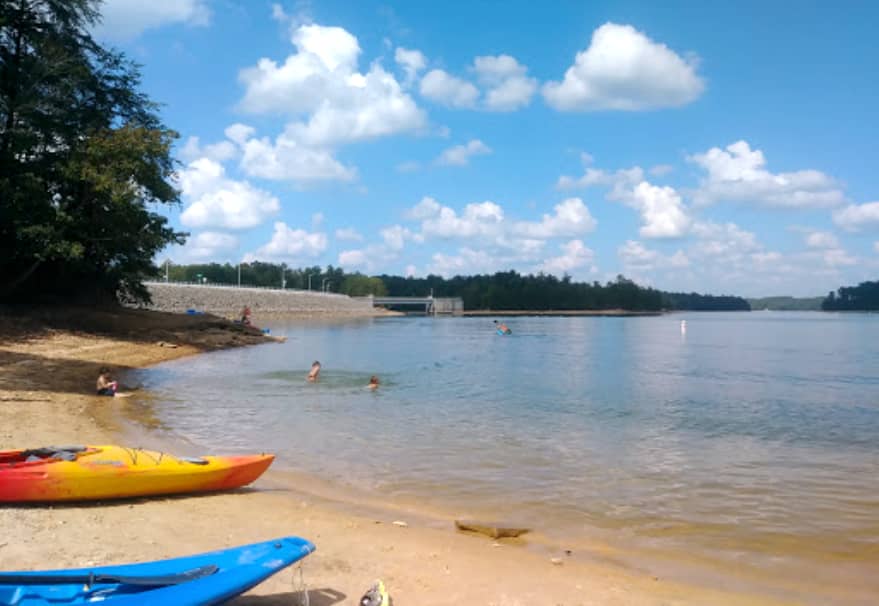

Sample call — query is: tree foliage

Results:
[822,280,879,311]
[0,0,185,303]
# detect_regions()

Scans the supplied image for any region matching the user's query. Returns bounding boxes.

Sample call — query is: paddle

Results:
[0,564,218,587]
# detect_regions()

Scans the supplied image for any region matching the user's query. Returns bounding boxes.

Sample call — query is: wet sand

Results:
[0,306,802,605]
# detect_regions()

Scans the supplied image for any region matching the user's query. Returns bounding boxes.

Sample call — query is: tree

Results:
[0,0,186,303]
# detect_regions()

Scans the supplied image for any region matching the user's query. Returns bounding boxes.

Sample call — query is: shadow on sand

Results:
[231,588,346,606]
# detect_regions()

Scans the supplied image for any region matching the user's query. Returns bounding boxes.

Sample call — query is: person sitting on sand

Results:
[96,367,117,396]
[240,305,252,326]
[367,375,380,390]
[307,361,321,382]
[96,367,132,397]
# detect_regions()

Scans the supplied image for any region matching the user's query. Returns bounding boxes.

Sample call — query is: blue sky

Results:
[95,0,879,296]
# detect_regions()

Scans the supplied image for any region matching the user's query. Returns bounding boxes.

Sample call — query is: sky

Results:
[94,0,879,296]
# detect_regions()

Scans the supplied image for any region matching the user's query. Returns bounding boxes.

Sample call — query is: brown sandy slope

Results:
[0,307,796,606]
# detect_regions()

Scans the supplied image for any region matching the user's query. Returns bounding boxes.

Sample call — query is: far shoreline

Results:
[463,308,664,317]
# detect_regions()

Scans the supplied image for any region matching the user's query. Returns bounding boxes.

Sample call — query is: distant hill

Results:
[747,296,823,311]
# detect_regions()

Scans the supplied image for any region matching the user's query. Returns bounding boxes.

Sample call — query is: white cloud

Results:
[335,228,364,242]
[270,3,288,23]
[875,242,879,254]
[94,0,210,41]
[557,166,644,192]
[421,201,505,239]
[238,131,356,182]
[427,248,503,277]
[236,23,425,175]
[650,164,674,176]
[538,240,595,275]
[691,221,761,258]
[380,225,421,250]
[833,201,879,231]
[406,196,442,220]
[179,159,280,230]
[179,136,237,164]
[822,248,857,267]
[436,139,492,166]
[396,160,421,173]
[625,182,691,238]
[512,198,597,238]
[473,54,538,111]
[181,232,239,261]
[248,222,328,261]
[225,124,256,145]
[311,212,324,227]
[542,22,704,111]
[338,249,368,268]
[419,69,479,108]
[689,140,844,208]
[804,231,839,249]
[395,47,427,86]
[405,264,417,277]
[618,240,689,272]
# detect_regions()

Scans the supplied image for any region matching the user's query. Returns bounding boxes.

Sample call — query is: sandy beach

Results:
[0,307,799,605]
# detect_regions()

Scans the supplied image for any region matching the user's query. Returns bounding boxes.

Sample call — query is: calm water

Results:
[131,312,879,601]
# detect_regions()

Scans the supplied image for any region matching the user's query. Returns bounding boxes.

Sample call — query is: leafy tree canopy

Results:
[1,0,186,303]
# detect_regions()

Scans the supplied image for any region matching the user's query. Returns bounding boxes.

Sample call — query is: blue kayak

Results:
[0,536,315,605]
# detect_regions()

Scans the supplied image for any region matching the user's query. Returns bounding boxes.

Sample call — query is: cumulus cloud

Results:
[237,130,356,182]
[833,201,879,231]
[94,0,210,41]
[689,140,844,208]
[179,136,236,164]
[419,69,480,108]
[234,23,425,182]
[625,182,691,238]
[804,230,840,249]
[181,232,239,261]
[473,54,538,111]
[542,22,704,111]
[427,248,505,277]
[618,240,689,272]
[436,139,492,166]
[247,222,328,261]
[420,201,505,239]
[650,164,674,176]
[395,47,427,86]
[512,198,597,238]
[556,166,644,192]
[179,158,280,230]
[538,240,596,275]
[335,228,364,242]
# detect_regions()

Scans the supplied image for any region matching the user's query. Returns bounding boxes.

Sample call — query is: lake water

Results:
[131,312,879,604]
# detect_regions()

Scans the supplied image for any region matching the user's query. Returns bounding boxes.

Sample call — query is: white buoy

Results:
[680,320,687,334]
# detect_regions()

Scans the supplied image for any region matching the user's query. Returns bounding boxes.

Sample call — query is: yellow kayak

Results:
[0,445,274,502]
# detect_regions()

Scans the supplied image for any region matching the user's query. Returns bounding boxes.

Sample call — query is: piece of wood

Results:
[454,520,530,539]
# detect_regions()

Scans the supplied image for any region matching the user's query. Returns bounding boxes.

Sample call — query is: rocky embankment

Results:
[141,282,376,317]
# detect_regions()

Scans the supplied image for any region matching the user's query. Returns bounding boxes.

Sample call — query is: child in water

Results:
[367,376,380,390]
[307,361,321,382]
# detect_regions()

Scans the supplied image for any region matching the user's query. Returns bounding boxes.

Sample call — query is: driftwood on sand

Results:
[454,520,531,539]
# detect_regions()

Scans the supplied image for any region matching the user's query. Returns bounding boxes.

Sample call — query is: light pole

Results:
[324,281,332,293]
[164,259,170,282]
[237,263,241,287]
[321,277,329,292]
[307,273,313,291]
[281,263,287,289]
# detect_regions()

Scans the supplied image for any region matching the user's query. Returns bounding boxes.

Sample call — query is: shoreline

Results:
[0,307,807,605]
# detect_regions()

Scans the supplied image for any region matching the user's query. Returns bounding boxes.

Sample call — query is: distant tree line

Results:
[748,296,823,311]
[160,264,750,311]
[822,280,879,311]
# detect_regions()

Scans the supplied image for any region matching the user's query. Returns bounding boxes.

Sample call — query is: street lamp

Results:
[321,277,330,292]
[237,263,241,287]
[281,263,287,289]
[307,273,314,291]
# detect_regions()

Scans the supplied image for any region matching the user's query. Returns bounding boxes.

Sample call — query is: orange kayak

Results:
[0,445,274,502]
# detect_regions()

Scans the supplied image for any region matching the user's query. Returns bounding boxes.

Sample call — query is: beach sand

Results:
[0,307,796,605]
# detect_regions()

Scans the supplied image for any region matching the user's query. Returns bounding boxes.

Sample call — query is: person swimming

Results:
[307,361,321,382]
[367,375,380,390]
[493,320,511,334]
